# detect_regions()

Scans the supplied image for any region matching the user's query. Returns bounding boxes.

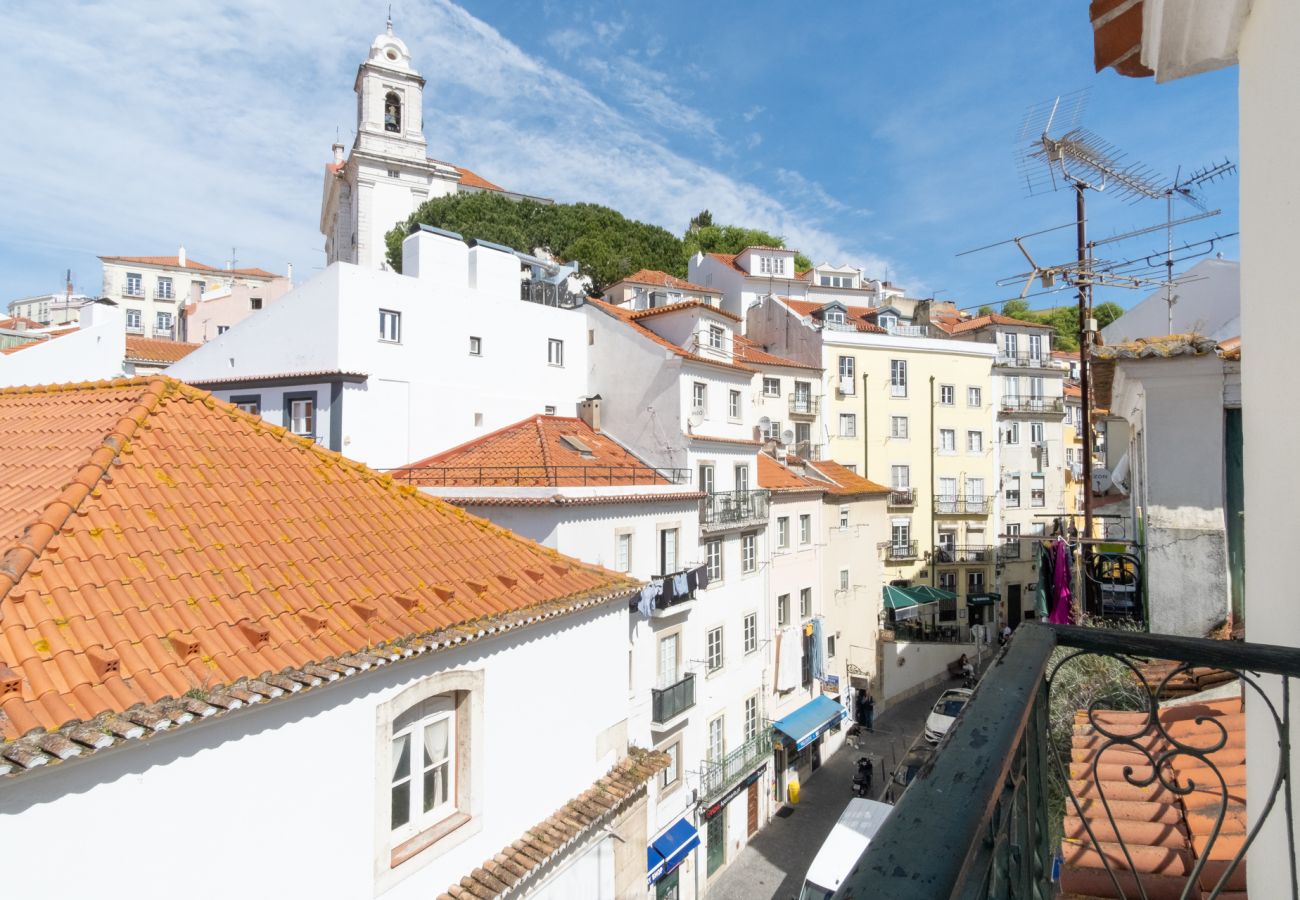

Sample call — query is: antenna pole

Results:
[1076,182,1095,545]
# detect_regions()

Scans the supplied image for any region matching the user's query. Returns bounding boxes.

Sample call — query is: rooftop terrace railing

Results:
[839,622,1300,899]
[520,280,586,309]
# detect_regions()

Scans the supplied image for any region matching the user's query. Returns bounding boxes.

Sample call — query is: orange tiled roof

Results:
[395,415,673,488]
[781,298,888,334]
[452,164,505,192]
[733,334,821,371]
[0,378,635,770]
[99,256,278,279]
[628,300,742,324]
[688,433,763,446]
[944,313,1053,335]
[440,747,669,900]
[617,269,720,295]
[1059,695,1246,898]
[588,299,754,375]
[757,454,824,493]
[0,317,44,331]
[1064,382,1083,399]
[124,336,202,365]
[706,251,802,279]
[807,460,890,496]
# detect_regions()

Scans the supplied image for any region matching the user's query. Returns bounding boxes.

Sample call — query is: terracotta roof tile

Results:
[688,433,763,446]
[945,313,1054,334]
[806,460,890,496]
[1059,694,1248,899]
[439,747,669,900]
[394,416,675,488]
[616,269,720,295]
[98,256,278,279]
[781,298,888,334]
[588,299,754,374]
[451,164,505,192]
[757,454,825,493]
[0,317,44,331]
[733,334,821,370]
[0,378,635,769]
[124,336,202,365]
[628,300,741,323]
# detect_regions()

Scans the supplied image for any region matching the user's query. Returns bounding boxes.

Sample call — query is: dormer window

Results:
[819,274,853,288]
[878,314,898,331]
[825,310,846,325]
[707,324,725,350]
[384,92,402,133]
[759,255,787,276]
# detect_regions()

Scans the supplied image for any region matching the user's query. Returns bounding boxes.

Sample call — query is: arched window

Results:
[384,91,402,133]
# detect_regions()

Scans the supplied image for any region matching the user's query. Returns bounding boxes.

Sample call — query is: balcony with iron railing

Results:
[698,730,773,806]
[122,286,144,298]
[932,545,992,564]
[998,541,1022,560]
[933,496,994,516]
[520,280,585,309]
[995,352,1060,369]
[790,441,821,461]
[651,672,696,727]
[885,540,920,561]
[788,393,819,417]
[844,622,1298,899]
[700,489,770,532]
[1001,396,1066,415]
[888,488,916,507]
[389,464,691,488]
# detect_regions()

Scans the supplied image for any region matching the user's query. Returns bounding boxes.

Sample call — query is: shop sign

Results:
[700,763,767,821]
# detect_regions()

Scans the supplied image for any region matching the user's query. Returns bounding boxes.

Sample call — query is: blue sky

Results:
[0,0,1238,313]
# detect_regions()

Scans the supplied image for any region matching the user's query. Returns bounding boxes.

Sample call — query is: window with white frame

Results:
[660,741,680,789]
[125,272,142,296]
[729,390,741,420]
[759,255,772,275]
[939,384,955,405]
[379,309,401,343]
[839,506,850,529]
[777,594,790,626]
[389,695,456,840]
[744,696,758,742]
[699,463,715,495]
[777,516,789,548]
[800,587,811,619]
[692,382,707,414]
[761,419,782,442]
[735,465,749,491]
[706,539,722,583]
[938,477,957,502]
[937,528,957,553]
[1029,333,1043,360]
[968,386,982,407]
[1030,421,1045,443]
[615,533,632,573]
[743,613,757,654]
[707,715,725,763]
[708,324,724,350]
[741,532,756,572]
[1006,422,1020,445]
[1003,332,1017,356]
[1031,474,1046,507]
[891,415,908,439]
[839,413,857,438]
[125,308,142,330]
[156,276,173,299]
[155,311,173,333]
[287,396,315,438]
[659,528,679,576]
[967,478,986,509]
[968,430,983,453]
[939,429,956,452]
[547,338,564,367]
[763,376,781,397]
[826,310,846,325]
[939,570,957,593]
[891,522,911,554]
[799,514,811,544]
[968,570,985,593]
[706,627,724,673]
[839,568,850,591]
[890,359,907,396]
[878,314,898,331]
[839,355,855,390]
[891,464,910,489]
[469,336,481,356]
[1065,447,1074,465]
[1005,475,1021,508]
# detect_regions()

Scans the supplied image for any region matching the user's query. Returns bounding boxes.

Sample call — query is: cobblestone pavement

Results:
[704,669,985,900]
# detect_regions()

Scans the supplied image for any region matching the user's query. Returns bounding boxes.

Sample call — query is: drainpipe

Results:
[930,376,936,588]
[862,372,869,476]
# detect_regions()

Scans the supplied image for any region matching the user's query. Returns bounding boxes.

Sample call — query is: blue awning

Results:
[647,818,700,885]
[772,694,847,751]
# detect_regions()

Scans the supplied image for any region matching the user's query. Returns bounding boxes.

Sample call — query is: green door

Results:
[1225,408,1245,625]
[706,812,726,877]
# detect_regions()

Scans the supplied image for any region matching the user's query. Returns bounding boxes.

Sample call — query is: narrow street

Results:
[706,675,976,900]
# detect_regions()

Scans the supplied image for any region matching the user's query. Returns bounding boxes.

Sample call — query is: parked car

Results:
[797,798,893,900]
[923,688,973,744]
[885,741,936,804]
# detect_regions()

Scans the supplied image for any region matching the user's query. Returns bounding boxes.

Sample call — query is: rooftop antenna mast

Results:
[1016,90,1166,541]
[1159,159,1236,333]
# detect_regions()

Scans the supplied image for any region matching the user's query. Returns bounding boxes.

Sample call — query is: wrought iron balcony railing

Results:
[788,393,819,417]
[933,545,992,564]
[933,496,994,515]
[996,352,1059,369]
[651,672,695,725]
[888,488,916,507]
[698,730,773,806]
[886,541,919,561]
[790,441,821,461]
[700,489,770,532]
[843,622,1300,899]
[998,541,1022,560]
[1001,396,1066,414]
[520,280,585,309]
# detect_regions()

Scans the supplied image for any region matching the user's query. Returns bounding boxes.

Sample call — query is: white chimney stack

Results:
[332,143,345,164]
[179,245,187,267]
[286,262,294,283]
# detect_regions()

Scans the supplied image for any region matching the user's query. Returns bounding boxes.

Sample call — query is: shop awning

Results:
[772,695,847,751]
[909,585,957,602]
[647,818,699,885]
[967,592,1001,606]
[883,584,918,616]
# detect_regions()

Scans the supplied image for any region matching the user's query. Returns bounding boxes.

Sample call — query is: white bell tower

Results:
[320,17,461,270]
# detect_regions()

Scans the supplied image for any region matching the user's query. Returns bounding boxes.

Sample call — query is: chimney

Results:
[578,395,602,432]
[286,262,294,284]
[179,245,187,268]
[333,143,345,164]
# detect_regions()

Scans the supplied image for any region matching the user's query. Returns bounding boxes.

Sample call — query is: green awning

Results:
[883,585,918,612]
[967,592,1001,606]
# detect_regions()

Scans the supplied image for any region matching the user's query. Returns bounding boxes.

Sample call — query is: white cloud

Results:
[742,105,766,123]
[0,0,902,295]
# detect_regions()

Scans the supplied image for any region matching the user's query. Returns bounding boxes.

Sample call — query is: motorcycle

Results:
[851,756,874,798]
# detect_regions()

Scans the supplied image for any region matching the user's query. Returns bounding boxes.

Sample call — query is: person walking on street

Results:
[865,692,875,732]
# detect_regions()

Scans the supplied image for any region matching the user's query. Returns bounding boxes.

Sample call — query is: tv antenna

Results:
[1157,159,1236,333]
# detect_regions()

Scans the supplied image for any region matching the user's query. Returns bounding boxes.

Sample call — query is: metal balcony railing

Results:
[388,464,691,487]
[123,286,144,298]
[651,672,695,725]
[791,441,821,461]
[933,545,992,564]
[886,541,919,561]
[788,393,819,417]
[998,541,1022,560]
[520,280,585,309]
[888,488,916,507]
[700,489,770,531]
[844,623,1300,899]
[698,730,773,805]
[933,496,994,515]
[995,352,1058,368]
[1001,396,1065,414]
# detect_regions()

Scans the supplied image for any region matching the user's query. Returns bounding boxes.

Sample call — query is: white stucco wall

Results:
[1101,258,1240,344]
[0,303,127,387]
[877,638,980,708]
[0,600,630,899]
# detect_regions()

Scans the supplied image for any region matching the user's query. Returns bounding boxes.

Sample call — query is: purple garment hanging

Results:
[1048,538,1074,624]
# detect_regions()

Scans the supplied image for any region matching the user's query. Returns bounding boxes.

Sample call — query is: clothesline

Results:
[634,564,710,618]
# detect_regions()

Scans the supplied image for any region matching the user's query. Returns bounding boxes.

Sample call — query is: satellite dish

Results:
[688,411,704,428]
[1091,468,1113,494]
[758,416,772,431]
[781,429,795,444]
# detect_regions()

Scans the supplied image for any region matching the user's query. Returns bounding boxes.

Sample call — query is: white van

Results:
[796,798,892,900]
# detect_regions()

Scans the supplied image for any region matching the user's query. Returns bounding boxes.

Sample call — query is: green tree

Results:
[687,209,713,232]
[977,304,996,316]
[999,298,1032,318]
[1093,301,1124,330]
